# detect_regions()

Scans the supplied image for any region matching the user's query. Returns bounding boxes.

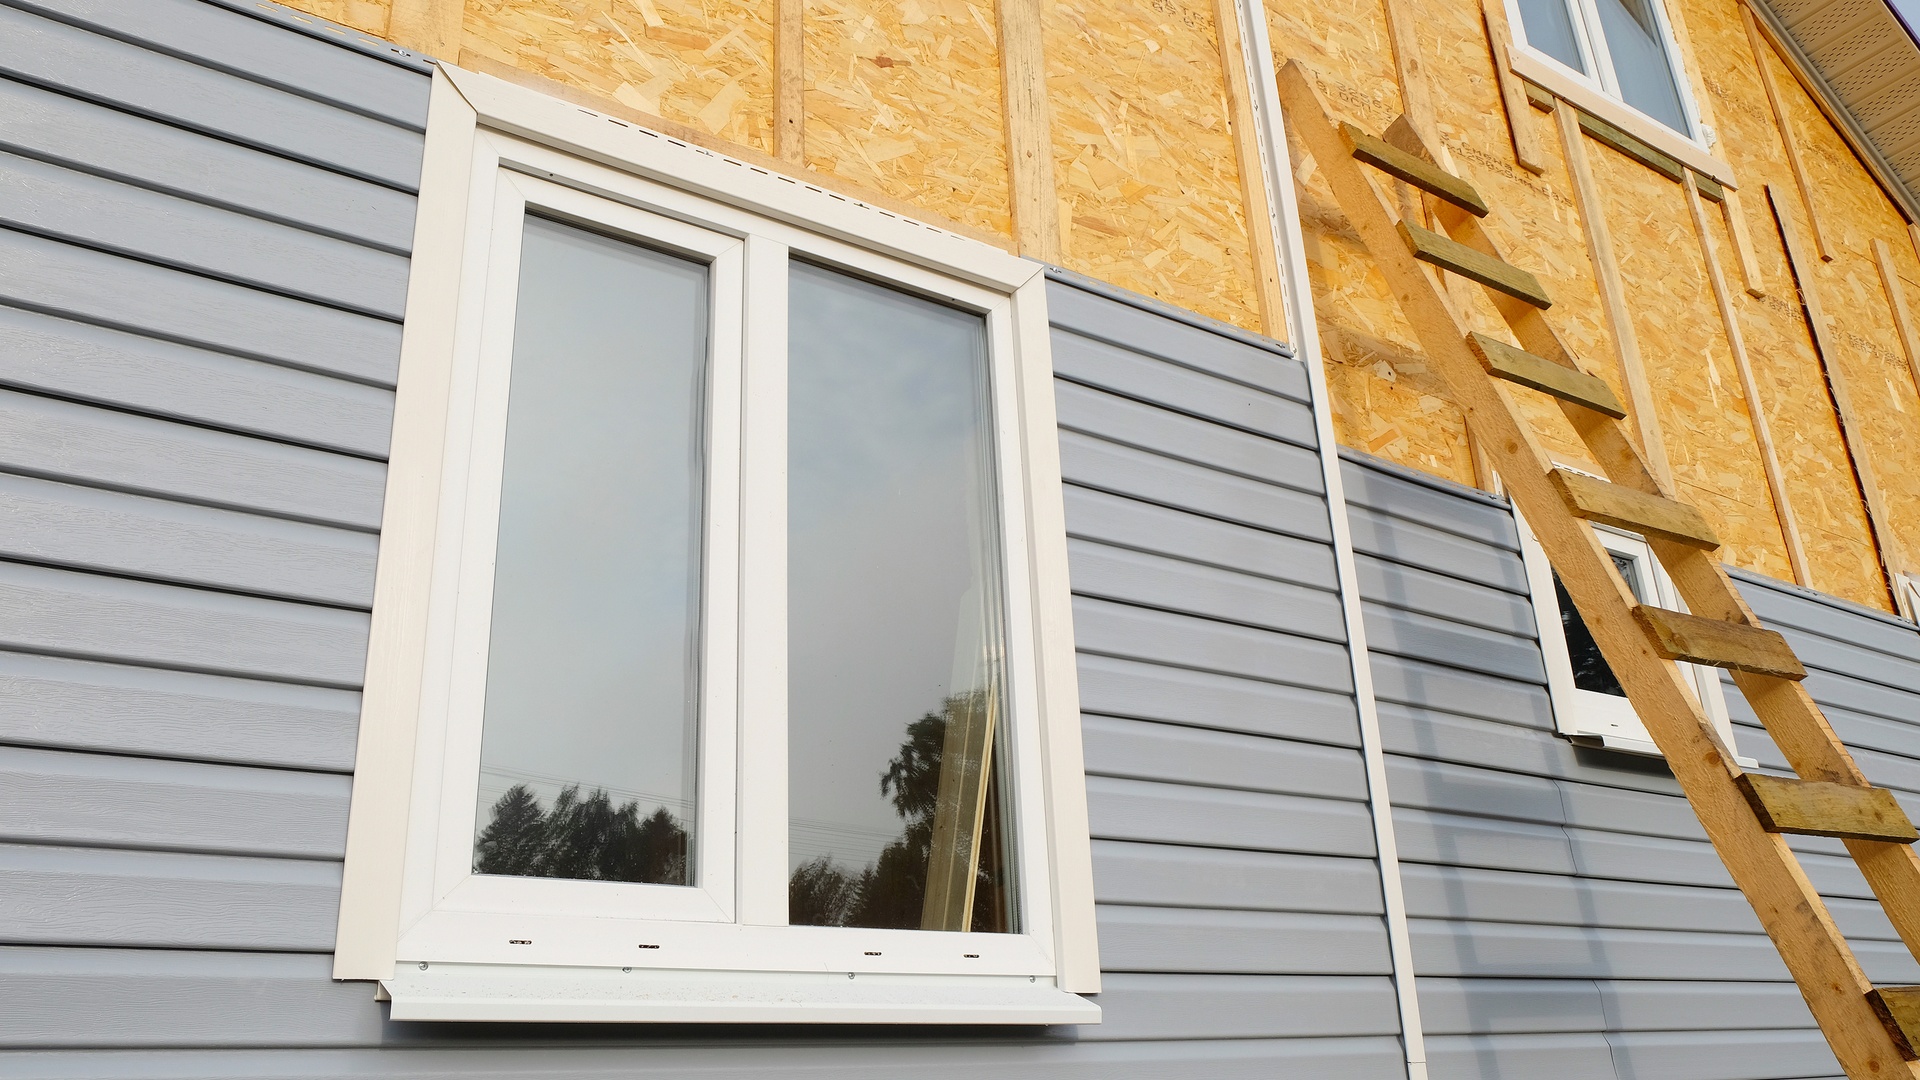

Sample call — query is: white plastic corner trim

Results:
[383,966,1101,1024]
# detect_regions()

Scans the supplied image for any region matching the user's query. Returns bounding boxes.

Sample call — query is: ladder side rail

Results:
[1276,61,1919,1078]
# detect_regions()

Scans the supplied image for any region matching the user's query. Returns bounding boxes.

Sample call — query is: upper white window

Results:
[334,65,1099,1024]
[1515,507,1747,762]
[1508,0,1699,138]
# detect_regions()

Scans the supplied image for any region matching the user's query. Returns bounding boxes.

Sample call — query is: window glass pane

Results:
[786,262,1018,933]
[1596,0,1688,131]
[472,217,708,887]
[1554,551,1642,697]
[1517,0,1587,72]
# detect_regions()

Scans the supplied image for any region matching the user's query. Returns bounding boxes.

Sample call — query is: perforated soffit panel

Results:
[1758,0,1920,217]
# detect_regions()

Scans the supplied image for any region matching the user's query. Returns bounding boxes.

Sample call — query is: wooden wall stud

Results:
[774,0,804,163]
[997,0,1060,262]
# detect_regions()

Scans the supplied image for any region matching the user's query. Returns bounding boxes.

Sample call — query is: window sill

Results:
[380,965,1102,1024]
[1508,47,1736,186]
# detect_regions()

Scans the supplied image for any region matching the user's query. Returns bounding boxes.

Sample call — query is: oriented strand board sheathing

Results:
[461,0,777,153]
[283,0,394,37]
[1046,0,1261,328]
[801,0,1012,238]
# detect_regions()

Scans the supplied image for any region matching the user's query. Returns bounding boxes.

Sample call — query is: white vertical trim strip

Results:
[1230,5,1428,1075]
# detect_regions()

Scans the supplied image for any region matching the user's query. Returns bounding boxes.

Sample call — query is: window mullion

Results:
[1578,0,1621,96]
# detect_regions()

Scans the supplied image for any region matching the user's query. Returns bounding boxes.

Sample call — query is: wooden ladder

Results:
[1275,61,1920,1078]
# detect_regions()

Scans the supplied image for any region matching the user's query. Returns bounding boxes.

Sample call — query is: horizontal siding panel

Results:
[0,745,347,858]
[1046,286,1309,401]
[1369,657,1555,729]
[0,1037,1412,1078]
[1082,714,1368,800]
[0,842,339,951]
[1393,806,1577,875]
[0,78,415,253]
[1063,484,1338,592]
[13,0,430,127]
[0,230,401,386]
[1073,596,1354,694]
[0,6,424,189]
[1092,839,1383,915]
[1415,976,1606,1034]
[0,307,393,458]
[1355,552,1537,636]
[0,388,386,530]
[1595,979,1817,1032]
[1347,505,1530,593]
[0,649,359,770]
[0,561,369,687]
[1339,459,1519,550]
[1075,653,1359,747]
[1411,918,1920,983]
[1379,705,1683,797]
[1736,572,1920,663]
[0,947,381,1047]
[1603,1028,1840,1080]
[1086,775,1377,857]
[0,472,376,607]
[1069,538,1344,642]
[1565,825,1872,899]
[1085,973,1397,1041]
[1054,381,1324,494]
[1051,332,1316,446]
[1097,906,1391,975]
[0,151,407,319]
[1424,1032,1618,1080]
[1361,605,1546,682]
[1059,431,1332,542]
[1384,756,1566,823]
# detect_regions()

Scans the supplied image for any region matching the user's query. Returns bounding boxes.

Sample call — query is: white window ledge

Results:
[1508,47,1737,186]
[383,965,1102,1024]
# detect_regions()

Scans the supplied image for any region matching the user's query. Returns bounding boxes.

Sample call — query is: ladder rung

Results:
[1398,221,1553,308]
[1736,773,1920,842]
[1548,468,1721,549]
[1467,332,1627,418]
[1633,605,1808,680]
[1342,123,1490,217]
[1866,987,1920,1059]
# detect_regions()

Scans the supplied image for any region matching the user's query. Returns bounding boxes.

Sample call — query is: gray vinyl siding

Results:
[1345,449,1920,1080]
[0,3,1404,1070]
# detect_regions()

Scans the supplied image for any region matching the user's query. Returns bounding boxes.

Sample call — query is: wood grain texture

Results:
[1737,775,1918,843]
[1869,986,1920,1058]
[1397,221,1550,308]
[1874,238,1920,402]
[773,0,803,162]
[1214,0,1287,336]
[1721,189,1767,298]
[1548,469,1721,549]
[1574,110,1682,183]
[1478,0,1543,175]
[1742,3,1832,262]
[1634,605,1805,679]
[1468,332,1625,418]
[1344,125,1488,216]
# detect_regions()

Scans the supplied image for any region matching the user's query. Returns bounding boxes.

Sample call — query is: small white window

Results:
[1514,507,1748,762]
[1506,0,1700,138]
[333,65,1099,1024]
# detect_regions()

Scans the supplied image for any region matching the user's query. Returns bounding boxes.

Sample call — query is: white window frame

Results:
[1514,506,1751,764]
[1502,0,1737,185]
[334,64,1100,1024]
[1894,571,1920,624]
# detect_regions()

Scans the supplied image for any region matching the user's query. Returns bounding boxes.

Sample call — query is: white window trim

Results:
[1513,505,1753,765]
[334,64,1100,1024]
[1894,571,1920,624]
[1502,0,1738,185]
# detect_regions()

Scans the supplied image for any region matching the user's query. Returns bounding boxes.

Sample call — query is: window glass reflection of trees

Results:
[1554,551,1642,697]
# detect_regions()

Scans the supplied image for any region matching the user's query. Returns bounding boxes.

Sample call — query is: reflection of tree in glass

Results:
[474,783,688,885]
[789,690,1007,931]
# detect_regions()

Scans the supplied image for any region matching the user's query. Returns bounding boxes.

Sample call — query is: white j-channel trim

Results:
[383,965,1100,1024]
[1231,5,1427,1078]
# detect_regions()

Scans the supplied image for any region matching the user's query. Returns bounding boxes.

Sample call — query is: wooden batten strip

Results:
[1550,468,1721,549]
[997,0,1060,262]
[1552,100,1674,488]
[1399,221,1551,307]
[1769,184,1911,593]
[1723,188,1768,297]
[1479,0,1545,175]
[1744,4,1834,262]
[774,0,804,163]
[1683,173,1810,585]
[1346,124,1489,216]
[1215,0,1289,337]
[1525,80,1555,112]
[1867,988,1920,1059]
[1873,238,1920,400]
[1577,111,1684,182]
[1693,172,1726,202]
[1736,774,1920,843]
[1379,0,1438,147]
[387,0,466,59]
[1634,605,1806,679]
[1468,332,1626,417]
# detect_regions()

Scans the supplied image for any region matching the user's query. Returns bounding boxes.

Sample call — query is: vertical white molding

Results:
[1228,5,1429,1076]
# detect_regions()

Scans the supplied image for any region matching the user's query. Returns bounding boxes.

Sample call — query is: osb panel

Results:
[278,0,391,36]
[462,0,777,153]
[1587,141,1792,580]
[1047,0,1261,330]
[800,0,1011,238]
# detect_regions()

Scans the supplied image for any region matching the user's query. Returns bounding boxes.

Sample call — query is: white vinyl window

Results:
[1506,0,1704,141]
[333,65,1099,1025]
[1515,508,1747,762]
